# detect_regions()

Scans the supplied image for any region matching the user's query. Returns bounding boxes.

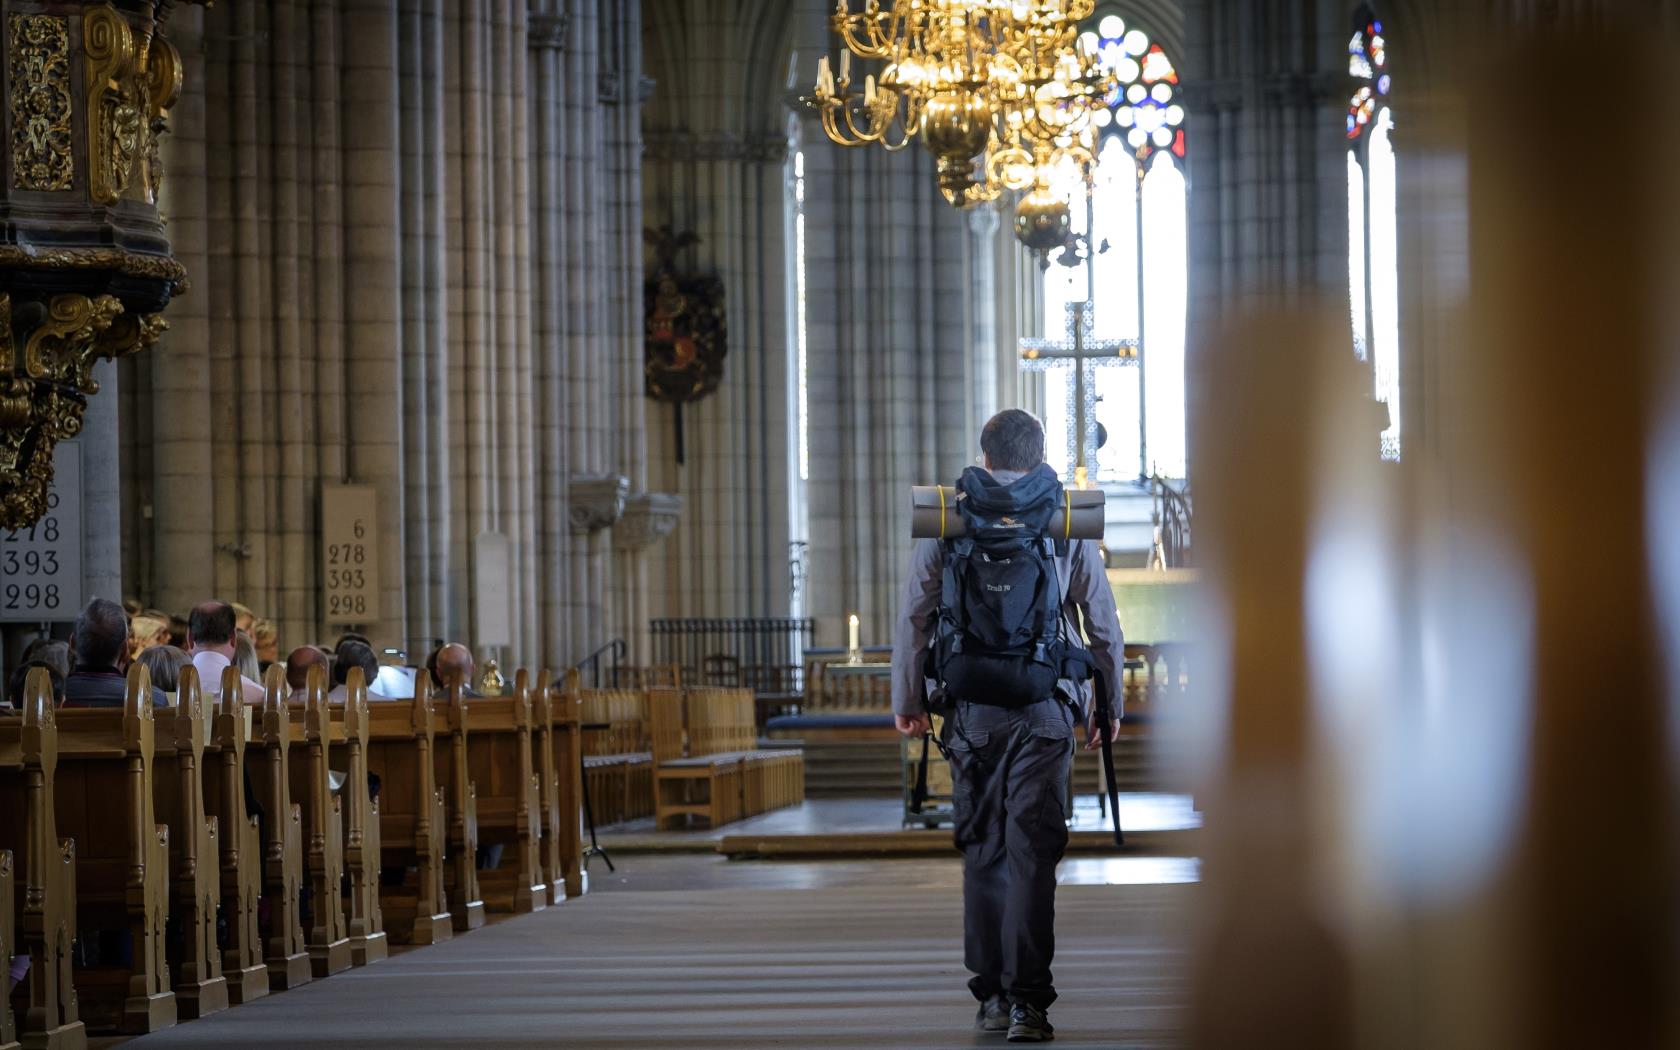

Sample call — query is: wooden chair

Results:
[254,667,310,991]
[465,669,546,914]
[337,670,387,966]
[55,666,174,1033]
[436,678,485,932]
[290,666,351,976]
[210,666,267,1005]
[155,667,227,1019]
[366,675,451,945]
[0,668,82,1049]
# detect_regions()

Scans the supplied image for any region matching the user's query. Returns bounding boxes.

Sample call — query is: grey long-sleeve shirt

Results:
[889,472,1125,719]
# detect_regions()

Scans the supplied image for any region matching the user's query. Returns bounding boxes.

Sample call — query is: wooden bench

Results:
[154,667,228,1019]
[651,687,804,830]
[208,666,267,1004]
[335,671,388,966]
[435,680,485,933]
[252,668,311,991]
[366,678,452,945]
[577,676,653,826]
[288,668,352,977]
[535,673,583,902]
[0,669,82,1049]
[464,671,547,914]
[54,669,174,1033]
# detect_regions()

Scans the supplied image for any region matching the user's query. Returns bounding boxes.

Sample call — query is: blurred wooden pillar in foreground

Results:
[1184,305,1369,1050]
[1463,24,1679,1050]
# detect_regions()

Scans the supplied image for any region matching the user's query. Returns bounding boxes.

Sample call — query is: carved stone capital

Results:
[612,492,683,551]
[528,12,568,51]
[568,474,629,534]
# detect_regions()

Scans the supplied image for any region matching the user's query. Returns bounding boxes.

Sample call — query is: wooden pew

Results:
[253,668,310,991]
[154,667,227,1018]
[0,847,13,1050]
[578,680,654,826]
[289,667,351,977]
[436,680,485,932]
[54,667,173,1033]
[209,667,267,1004]
[0,669,82,1049]
[336,671,387,966]
[465,670,546,914]
[650,686,804,830]
[366,677,451,945]
[535,672,583,903]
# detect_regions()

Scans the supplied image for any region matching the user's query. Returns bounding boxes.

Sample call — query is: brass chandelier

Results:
[809,0,1115,253]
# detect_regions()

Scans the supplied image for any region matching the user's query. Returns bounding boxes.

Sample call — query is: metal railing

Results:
[648,618,815,697]
[570,637,627,690]
[1151,474,1193,568]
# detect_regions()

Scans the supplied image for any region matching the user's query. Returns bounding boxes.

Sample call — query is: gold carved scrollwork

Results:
[8,14,74,192]
[0,291,158,530]
[83,3,142,205]
[143,36,181,202]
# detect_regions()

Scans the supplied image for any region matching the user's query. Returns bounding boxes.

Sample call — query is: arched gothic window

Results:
[1347,6,1401,461]
[1040,12,1189,483]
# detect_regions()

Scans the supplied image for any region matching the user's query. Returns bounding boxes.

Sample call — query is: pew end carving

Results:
[155,667,228,1018]
[257,667,312,991]
[211,667,268,1005]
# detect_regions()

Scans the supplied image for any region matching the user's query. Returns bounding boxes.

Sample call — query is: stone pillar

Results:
[78,361,122,602]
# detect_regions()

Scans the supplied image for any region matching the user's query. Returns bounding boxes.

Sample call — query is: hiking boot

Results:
[1007,1002,1055,1043]
[976,994,1010,1033]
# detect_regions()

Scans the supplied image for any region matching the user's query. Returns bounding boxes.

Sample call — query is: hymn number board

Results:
[321,484,380,625]
[0,442,84,621]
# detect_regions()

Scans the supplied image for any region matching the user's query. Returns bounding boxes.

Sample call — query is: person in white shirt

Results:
[187,600,266,704]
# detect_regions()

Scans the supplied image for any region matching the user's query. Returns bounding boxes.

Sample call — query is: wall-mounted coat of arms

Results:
[644,227,726,463]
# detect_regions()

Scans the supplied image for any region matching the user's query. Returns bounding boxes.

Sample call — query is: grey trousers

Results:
[945,697,1074,1010]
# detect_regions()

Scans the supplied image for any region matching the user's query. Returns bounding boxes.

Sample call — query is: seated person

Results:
[426,642,481,698]
[127,611,171,661]
[21,637,69,682]
[235,630,262,683]
[285,645,328,701]
[187,600,265,704]
[63,598,167,708]
[136,645,191,698]
[251,618,280,671]
[4,659,64,711]
[329,639,380,702]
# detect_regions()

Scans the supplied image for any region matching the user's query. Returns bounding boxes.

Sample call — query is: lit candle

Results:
[848,613,860,653]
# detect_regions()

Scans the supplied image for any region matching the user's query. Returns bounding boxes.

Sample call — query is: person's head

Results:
[234,631,261,683]
[231,602,256,634]
[429,642,475,692]
[21,637,70,681]
[285,646,327,692]
[6,659,64,709]
[333,639,379,690]
[251,619,279,665]
[186,601,237,657]
[979,409,1046,473]
[136,645,190,695]
[167,615,189,648]
[71,597,129,672]
[128,613,170,661]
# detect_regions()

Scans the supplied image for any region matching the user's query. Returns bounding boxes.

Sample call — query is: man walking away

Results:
[891,409,1124,1043]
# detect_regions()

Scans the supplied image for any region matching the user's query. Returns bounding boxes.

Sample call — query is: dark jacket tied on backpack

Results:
[890,465,1125,718]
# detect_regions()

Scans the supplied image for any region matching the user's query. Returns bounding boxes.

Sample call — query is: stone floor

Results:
[123,854,1194,1049]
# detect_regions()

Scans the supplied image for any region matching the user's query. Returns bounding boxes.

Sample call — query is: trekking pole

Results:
[1092,668,1124,847]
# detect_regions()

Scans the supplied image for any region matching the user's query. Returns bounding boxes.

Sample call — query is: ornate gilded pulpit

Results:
[0,1,197,530]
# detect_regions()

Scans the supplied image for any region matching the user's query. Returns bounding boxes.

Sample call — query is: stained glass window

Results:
[1043,12,1188,482]
[1347,5,1401,461]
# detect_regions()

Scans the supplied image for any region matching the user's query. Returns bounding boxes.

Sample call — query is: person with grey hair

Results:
[21,637,69,682]
[64,597,167,708]
[136,645,191,698]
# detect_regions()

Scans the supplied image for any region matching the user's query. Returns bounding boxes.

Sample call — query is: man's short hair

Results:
[333,640,379,689]
[71,598,129,671]
[188,601,236,647]
[980,409,1046,472]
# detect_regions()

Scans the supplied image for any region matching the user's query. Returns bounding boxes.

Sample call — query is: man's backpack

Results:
[928,464,1068,707]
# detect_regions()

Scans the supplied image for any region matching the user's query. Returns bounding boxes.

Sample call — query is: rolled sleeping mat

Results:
[910,485,1105,540]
